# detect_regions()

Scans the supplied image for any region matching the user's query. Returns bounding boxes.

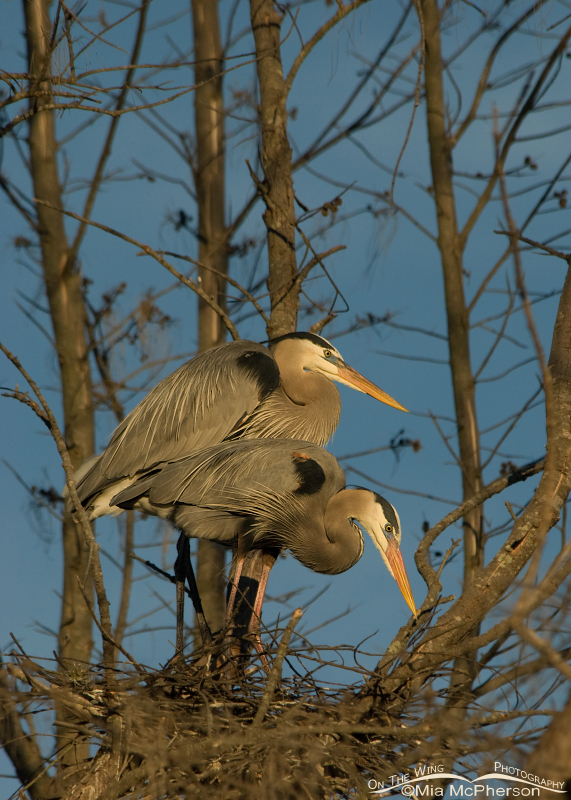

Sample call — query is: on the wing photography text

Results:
[368,762,567,796]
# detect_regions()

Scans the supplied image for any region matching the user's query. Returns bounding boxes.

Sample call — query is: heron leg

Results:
[223,536,258,677]
[246,549,278,673]
[174,534,187,655]
[224,533,247,629]
[174,533,213,654]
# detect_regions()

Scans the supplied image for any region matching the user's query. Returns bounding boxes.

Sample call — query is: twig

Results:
[481,385,542,470]
[346,464,458,505]
[459,20,571,250]
[429,410,463,472]
[0,668,57,800]
[1,52,262,137]
[0,341,116,680]
[415,457,545,590]
[496,125,557,596]
[1,388,49,427]
[309,313,336,335]
[451,0,552,146]
[163,250,269,325]
[130,552,179,586]
[69,0,150,265]
[470,150,571,313]
[62,5,76,81]
[474,645,571,698]
[512,620,571,683]
[33,200,240,341]
[435,538,461,580]
[76,580,144,675]
[252,608,303,726]
[293,242,346,293]
[284,0,372,96]
[505,501,518,522]
[1,458,63,523]
[474,282,515,380]
[390,0,425,208]
[494,230,571,263]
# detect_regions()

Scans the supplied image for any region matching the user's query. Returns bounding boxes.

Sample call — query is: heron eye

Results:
[385,524,393,533]
[323,350,332,358]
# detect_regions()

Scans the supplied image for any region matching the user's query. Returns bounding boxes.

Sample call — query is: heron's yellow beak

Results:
[336,362,408,412]
[385,540,417,617]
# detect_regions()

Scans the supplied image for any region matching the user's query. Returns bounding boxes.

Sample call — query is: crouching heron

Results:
[107,438,416,660]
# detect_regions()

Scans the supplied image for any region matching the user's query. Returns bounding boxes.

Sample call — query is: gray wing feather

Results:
[77,341,279,503]
[111,439,345,517]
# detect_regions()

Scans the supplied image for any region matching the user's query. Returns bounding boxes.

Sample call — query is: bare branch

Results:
[33,199,240,340]
[252,608,303,726]
[284,1,372,96]
[390,0,425,206]
[0,342,116,677]
[0,669,56,800]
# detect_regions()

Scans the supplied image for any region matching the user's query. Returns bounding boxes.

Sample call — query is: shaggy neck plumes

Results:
[239,348,341,446]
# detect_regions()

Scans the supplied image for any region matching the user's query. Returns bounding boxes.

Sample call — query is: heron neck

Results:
[276,355,329,402]
[237,368,340,446]
[277,359,341,443]
[289,491,364,575]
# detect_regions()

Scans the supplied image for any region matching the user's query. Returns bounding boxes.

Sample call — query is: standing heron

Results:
[107,438,417,658]
[75,332,407,649]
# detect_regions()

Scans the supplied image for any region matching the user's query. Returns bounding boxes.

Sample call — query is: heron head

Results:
[350,489,417,616]
[270,332,407,412]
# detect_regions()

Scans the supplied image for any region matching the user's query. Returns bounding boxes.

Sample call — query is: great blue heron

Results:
[107,438,417,658]
[75,332,407,649]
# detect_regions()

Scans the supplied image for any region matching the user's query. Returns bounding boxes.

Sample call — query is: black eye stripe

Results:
[268,332,336,350]
[373,493,399,532]
[345,487,400,536]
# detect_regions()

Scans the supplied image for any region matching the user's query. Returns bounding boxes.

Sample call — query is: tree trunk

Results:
[0,669,57,800]
[422,0,482,585]
[191,0,228,637]
[420,0,483,754]
[249,0,300,338]
[24,0,95,776]
[522,267,571,794]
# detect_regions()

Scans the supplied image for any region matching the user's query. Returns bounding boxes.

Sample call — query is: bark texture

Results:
[422,0,482,587]
[420,0,483,744]
[249,0,300,338]
[523,272,571,790]
[191,0,228,635]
